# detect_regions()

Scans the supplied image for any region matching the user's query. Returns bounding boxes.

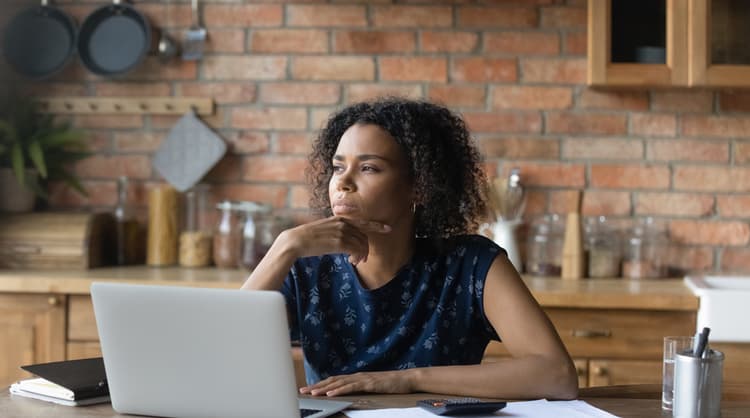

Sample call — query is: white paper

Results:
[9,384,110,407]
[13,378,74,400]
[344,399,620,418]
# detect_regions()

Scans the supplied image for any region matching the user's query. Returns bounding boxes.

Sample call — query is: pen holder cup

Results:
[673,350,724,418]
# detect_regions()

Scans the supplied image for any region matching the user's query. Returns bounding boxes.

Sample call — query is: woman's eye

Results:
[332,165,345,173]
[362,165,379,172]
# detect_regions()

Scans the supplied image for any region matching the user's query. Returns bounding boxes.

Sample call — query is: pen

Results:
[694,327,711,358]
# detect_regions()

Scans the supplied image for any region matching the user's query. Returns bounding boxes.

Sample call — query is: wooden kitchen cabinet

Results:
[588,0,750,87]
[588,360,663,387]
[0,293,66,388]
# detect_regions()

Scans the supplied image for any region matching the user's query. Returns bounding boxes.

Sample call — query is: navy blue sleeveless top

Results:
[280,234,503,384]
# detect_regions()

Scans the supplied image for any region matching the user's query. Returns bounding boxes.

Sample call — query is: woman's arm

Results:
[300,254,578,400]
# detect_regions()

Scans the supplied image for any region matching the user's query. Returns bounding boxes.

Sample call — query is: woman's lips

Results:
[332,203,358,215]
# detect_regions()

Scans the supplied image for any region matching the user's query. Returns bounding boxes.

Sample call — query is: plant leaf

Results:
[28,140,47,178]
[10,142,25,186]
[55,170,88,197]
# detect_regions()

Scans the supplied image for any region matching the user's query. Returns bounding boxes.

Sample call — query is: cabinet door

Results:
[574,358,589,389]
[688,0,750,86]
[588,0,689,86]
[0,293,66,387]
[588,359,663,386]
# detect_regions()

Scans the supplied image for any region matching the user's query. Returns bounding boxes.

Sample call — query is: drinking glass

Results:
[663,336,695,411]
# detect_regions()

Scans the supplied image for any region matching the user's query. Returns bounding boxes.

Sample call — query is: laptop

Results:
[90,282,351,418]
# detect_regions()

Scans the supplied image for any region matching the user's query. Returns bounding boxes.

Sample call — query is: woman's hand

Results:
[299,370,416,396]
[282,216,391,265]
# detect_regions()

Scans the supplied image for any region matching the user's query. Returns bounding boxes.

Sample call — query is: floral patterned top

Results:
[280,234,503,385]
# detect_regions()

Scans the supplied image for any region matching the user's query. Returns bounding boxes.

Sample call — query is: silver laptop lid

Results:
[91,283,301,418]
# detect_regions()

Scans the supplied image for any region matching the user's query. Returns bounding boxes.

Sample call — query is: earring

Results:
[412,202,417,214]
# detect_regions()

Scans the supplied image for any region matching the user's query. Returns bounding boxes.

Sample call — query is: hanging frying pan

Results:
[2,0,77,79]
[78,0,151,76]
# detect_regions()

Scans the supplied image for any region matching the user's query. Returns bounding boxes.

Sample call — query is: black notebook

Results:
[10,357,109,406]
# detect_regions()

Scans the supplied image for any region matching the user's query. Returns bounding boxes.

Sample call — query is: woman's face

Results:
[328,123,414,227]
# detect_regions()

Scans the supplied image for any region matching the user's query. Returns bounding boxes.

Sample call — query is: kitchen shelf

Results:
[35,97,214,115]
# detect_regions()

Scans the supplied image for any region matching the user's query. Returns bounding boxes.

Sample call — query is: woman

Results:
[242,98,577,400]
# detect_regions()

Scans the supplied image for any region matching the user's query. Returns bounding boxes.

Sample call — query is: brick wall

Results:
[2,0,750,273]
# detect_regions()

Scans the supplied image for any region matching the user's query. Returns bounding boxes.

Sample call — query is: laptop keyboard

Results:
[300,408,323,417]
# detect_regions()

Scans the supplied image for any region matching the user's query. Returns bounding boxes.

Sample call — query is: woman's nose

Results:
[336,171,355,192]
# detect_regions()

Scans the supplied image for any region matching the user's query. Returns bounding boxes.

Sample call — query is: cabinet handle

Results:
[571,329,612,338]
[576,366,586,377]
[48,296,60,306]
[593,366,608,377]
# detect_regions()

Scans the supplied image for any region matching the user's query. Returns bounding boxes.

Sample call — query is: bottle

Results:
[179,184,213,267]
[213,201,241,268]
[113,176,142,265]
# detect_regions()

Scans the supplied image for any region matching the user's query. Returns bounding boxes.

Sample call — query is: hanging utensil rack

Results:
[35,97,214,115]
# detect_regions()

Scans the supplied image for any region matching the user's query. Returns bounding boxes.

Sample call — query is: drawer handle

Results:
[593,366,608,377]
[572,329,612,338]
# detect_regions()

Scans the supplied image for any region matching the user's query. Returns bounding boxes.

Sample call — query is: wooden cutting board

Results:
[0,212,115,269]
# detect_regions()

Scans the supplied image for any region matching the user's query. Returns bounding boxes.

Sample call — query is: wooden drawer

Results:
[547,308,695,360]
[67,295,98,341]
[712,343,750,385]
[588,359,662,387]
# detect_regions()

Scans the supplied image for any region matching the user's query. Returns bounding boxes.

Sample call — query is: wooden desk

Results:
[3,387,750,418]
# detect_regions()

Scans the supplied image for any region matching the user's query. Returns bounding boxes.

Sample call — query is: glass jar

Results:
[525,213,565,276]
[235,201,275,270]
[585,216,621,279]
[621,217,667,279]
[213,200,242,268]
[179,184,213,267]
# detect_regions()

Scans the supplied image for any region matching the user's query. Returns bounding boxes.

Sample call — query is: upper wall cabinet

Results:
[588,0,750,87]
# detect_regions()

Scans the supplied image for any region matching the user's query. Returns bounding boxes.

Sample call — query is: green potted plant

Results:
[0,96,89,212]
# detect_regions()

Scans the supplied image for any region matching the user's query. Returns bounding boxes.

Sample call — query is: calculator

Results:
[417,398,507,416]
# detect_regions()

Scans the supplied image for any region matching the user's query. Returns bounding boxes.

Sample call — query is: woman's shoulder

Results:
[418,234,502,259]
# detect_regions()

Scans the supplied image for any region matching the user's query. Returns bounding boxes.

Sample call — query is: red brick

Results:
[682,115,750,138]
[647,139,729,163]
[721,247,750,272]
[177,83,257,105]
[124,58,197,81]
[243,156,308,182]
[463,111,542,134]
[564,31,587,55]
[652,91,714,113]
[48,180,117,208]
[673,166,750,192]
[540,6,587,28]
[311,108,336,131]
[562,138,643,160]
[24,83,87,97]
[630,113,677,137]
[292,57,374,81]
[135,4,192,28]
[150,109,223,130]
[335,31,416,53]
[74,115,143,129]
[580,191,631,216]
[276,133,312,155]
[521,58,586,84]
[669,220,750,246]
[231,108,307,130]
[428,85,485,108]
[347,84,423,103]
[458,7,538,28]
[204,155,244,183]
[251,30,328,53]
[288,5,366,27]
[665,246,715,275]
[502,163,585,187]
[522,190,547,217]
[94,82,171,97]
[719,91,750,113]
[260,83,341,105]
[736,141,750,164]
[380,57,447,82]
[203,56,287,80]
[578,90,649,111]
[290,185,312,209]
[452,58,517,82]
[372,6,452,28]
[75,155,151,179]
[421,31,478,53]
[492,86,572,109]
[716,195,750,217]
[205,30,245,54]
[204,4,282,27]
[478,137,559,159]
[114,133,164,153]
[590,164,670,189]
[212,184,288,209]
[635,192,714,217]
[546,112,627,135]
[229,132,271,154]
[81,132,111,153]
[484,31,559,55]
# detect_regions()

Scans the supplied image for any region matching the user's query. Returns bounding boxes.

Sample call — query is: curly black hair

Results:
[307,97,488,238]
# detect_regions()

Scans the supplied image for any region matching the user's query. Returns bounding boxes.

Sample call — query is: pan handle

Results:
[41,0,48,6]
[191,0,199,27]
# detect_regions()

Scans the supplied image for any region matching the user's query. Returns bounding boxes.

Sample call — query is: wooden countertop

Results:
[0,267,699,311]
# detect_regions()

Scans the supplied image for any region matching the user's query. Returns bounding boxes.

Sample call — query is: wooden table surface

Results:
[3,385,750,418]
[0,267,699,310]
